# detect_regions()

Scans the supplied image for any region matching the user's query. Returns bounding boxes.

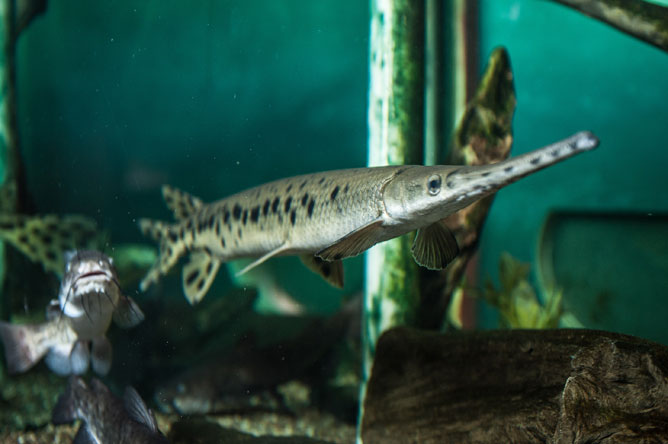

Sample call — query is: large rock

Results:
[362,327,668,443]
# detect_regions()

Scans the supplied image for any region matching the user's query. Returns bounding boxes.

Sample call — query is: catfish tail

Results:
[138,218,185,291]
[0,321,51,374]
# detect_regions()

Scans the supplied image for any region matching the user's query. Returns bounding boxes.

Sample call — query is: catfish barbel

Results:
[139,131,599,304]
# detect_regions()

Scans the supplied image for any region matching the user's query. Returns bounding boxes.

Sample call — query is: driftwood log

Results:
[362,327,668,443]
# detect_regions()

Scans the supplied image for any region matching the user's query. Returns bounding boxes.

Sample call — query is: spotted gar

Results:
[139,131,599,304]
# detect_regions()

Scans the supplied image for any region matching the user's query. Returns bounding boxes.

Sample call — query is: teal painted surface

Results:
[16,0,369,312]
[478,1,668,331]
[17,0,369,238]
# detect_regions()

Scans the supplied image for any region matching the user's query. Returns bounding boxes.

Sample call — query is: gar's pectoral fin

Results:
[182,250,222,305]
[300,254,344,288]
[316,220,384,262]
[411,221,459,270]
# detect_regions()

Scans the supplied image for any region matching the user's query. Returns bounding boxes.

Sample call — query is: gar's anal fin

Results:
[182,250,222,305]
[300,255,344,288]
[234,243,292,278]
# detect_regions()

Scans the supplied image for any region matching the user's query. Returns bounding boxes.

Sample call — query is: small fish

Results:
[0,251,144,375]
[139,131,598,304]
[0,214,99,275]
[52,376,168,444]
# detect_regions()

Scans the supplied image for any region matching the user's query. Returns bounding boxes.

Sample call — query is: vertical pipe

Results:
[360,0,424,441]
[424,0,444,166]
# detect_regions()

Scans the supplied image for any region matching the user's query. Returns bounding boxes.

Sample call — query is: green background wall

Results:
[14,1,668,323]
[478,1,668,331]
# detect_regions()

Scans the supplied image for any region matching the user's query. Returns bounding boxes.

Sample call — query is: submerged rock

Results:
[169,417,338,444]
[362,327,668,443]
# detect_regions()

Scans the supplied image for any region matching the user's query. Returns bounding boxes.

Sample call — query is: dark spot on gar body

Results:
[504,166,514,173]
[301,193,309,206]
[307,199,315,218]
[330,186,340,201]
[242,209,248,225]
[284,197,292,213]
[530,156,541,165]
[290,209,297,226]
[299,180,307,190]
[271,197,280,214]
[233,204,242,220]
[262,199,270,216]
[250,206,260,223]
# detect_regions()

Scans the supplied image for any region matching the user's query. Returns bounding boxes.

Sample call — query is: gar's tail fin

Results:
[0,321,51,374]
[138,218,185,292]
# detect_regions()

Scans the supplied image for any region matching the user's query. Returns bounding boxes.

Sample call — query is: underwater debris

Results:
[52,375,168,443]
[169,416,340,444]
[362,327,668,443]
[155,311,359,417]
[0,250,144,376]
[0,214,100,275]
[552,0,668,53]
[481,252,564,329]
[155,298,360,416]
[138,131,598,305]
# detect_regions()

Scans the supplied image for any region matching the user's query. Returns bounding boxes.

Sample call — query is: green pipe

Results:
[360,0,425,441]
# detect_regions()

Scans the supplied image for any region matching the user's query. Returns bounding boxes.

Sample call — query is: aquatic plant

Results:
[482,252,564,329]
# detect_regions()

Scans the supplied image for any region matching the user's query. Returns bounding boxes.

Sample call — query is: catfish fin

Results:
[235,243,291,277]
[113,296,145,328]
[69,341,90,375]
[72,427,96,444]
[316,220,384,261]
[91,336,112,376]
[300,255,344,288]
[124,386,159,433]
[182,250,222,304]
[0,321,50,374]
[411,221,459,270]
[45,299,61,321]
[45,343,75,376]
[161,185,204,220]
[52,376,80,424]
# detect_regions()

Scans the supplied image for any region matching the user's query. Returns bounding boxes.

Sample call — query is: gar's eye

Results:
[427,174,441,195]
